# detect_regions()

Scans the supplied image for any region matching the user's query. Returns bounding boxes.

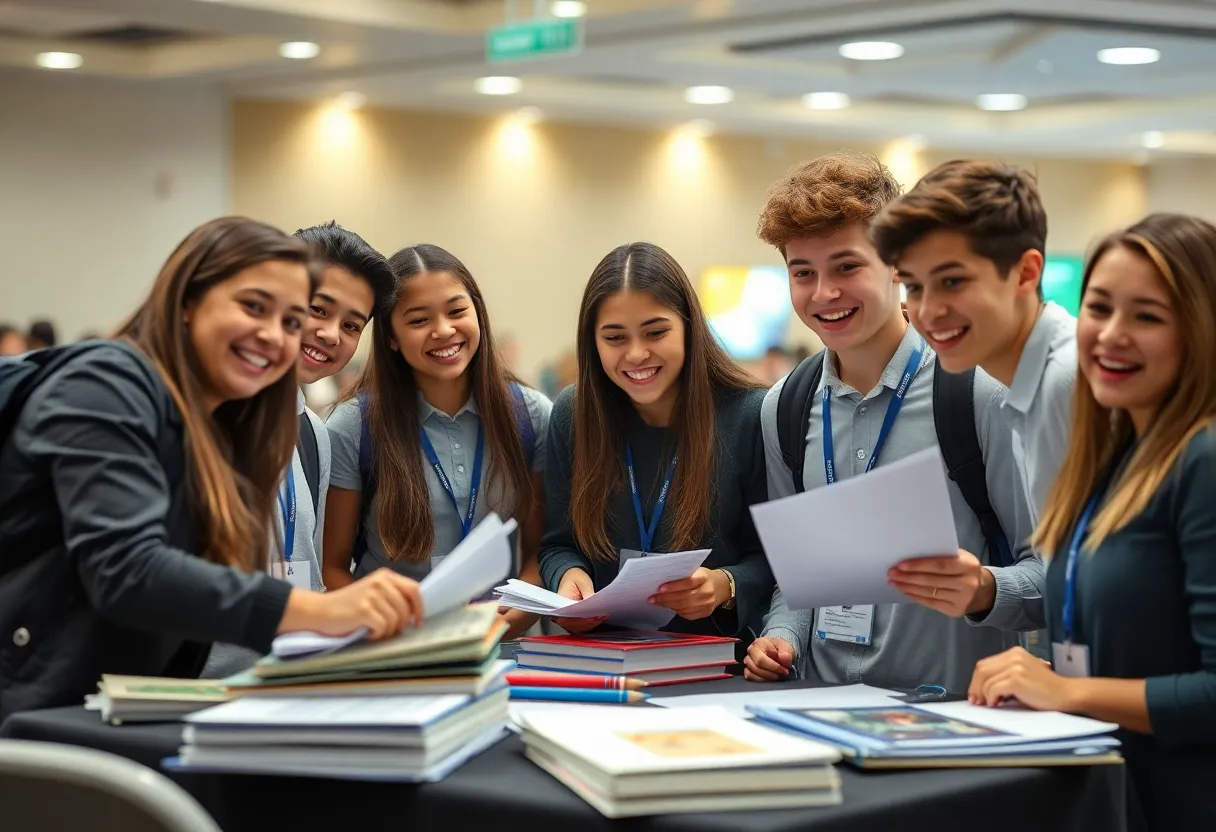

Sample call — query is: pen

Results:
[505,672,646,691]
[508,687,649,704]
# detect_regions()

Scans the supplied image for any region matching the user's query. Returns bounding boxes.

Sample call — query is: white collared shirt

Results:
[1001,302,1077,524]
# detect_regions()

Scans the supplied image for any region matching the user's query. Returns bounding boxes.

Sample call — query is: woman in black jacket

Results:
[0,216,422,720]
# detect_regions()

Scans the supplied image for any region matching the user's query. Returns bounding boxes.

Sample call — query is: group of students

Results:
[0,152,1212,829]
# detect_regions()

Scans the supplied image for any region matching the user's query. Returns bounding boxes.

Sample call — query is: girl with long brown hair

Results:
[323,244,551,639]
[968,214,1216,831]
[0,217,423,720]
[539,242,771,655]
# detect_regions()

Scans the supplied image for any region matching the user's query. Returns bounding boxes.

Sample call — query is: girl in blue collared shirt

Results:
[324,244,551,638]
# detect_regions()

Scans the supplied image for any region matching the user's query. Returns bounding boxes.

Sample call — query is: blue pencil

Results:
[508,686,649,704]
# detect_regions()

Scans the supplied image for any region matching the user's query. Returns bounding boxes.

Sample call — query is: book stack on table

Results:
[513,631,737,686]
[166,603,511,781]
[516,705,843,818]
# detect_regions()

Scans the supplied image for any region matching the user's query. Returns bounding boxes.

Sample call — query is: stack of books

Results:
[514,631,736,686]
[517,705,842,817]
[86,675,230,725]
[749,701,1123,769]
[167,603,513,780]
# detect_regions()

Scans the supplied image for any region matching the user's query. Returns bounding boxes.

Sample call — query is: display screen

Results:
[697,265,791,361]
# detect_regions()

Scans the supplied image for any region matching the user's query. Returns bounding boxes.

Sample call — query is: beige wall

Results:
[232,100,1150,380]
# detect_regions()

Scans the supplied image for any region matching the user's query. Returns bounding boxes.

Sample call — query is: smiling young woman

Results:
[0,217,424,720]
[968,213,1216,831]
[538,242,772,658]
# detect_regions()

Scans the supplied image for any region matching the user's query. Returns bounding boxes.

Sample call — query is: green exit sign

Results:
[487,18,582,63]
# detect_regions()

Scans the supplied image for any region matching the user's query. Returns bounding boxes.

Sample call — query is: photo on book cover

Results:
[618,729,763,759]
[793,707,1009,743]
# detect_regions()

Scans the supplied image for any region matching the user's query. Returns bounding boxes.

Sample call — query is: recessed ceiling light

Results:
[550,0,586,17]
[1142,131,1165,149]
[803,91,851,110]
[475,76,523,95]
[684,85,734,105]
[1097,47,1160,66]
[279,41,320,60]
[36,51,82,70]
[976,93,1028,112]
[839,41,904,61]
[334,91,367,110]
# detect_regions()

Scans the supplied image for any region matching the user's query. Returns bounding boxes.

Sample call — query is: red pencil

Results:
[505,672,646,691]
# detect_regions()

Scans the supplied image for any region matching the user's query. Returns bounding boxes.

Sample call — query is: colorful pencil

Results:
[508,687,648,704]
[505,672,646,691]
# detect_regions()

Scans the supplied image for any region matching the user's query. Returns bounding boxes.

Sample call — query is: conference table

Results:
[1,675,1126,832]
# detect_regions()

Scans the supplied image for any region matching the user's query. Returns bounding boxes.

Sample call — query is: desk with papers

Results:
[1,675,1127,832]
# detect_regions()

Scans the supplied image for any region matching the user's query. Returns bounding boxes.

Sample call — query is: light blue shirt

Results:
[1002,301,1077,524]
[760,324,1044,693]
[327,386,551,580]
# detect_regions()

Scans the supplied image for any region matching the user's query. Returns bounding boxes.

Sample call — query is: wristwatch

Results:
[718,569,737,610]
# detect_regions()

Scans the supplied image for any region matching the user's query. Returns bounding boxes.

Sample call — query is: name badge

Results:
[815,605,875,645]
[1052,641,1091,678]
[272,559,313,591]
[619,549,647,566]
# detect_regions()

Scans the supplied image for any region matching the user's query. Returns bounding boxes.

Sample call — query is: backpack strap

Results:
[775,352,826,494]
[932,364,1014,567]
[296,411,321,517]
[352,391,376,571]
[509,383,536,470]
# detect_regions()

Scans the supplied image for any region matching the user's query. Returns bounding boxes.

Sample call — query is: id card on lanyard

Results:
[1053,493,1100,678]
[814,342,924,646]
[420,424,485,540]
[621,444,678,563]
[273,473,311,589]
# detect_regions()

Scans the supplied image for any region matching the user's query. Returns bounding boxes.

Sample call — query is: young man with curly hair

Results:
[745,153,1042,694]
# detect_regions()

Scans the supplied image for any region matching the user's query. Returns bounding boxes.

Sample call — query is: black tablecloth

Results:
[1,676,1126,832]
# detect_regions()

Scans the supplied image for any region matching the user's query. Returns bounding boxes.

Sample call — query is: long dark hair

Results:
[115,216,319,570]
[571,242,762,560]
[357,244,533,562]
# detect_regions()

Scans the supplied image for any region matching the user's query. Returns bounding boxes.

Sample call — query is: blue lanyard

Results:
[1062,493,1102,644]
[420,425,485,540]
[625,444,678,553]
[822,343,924,484]
[278,472,296,562]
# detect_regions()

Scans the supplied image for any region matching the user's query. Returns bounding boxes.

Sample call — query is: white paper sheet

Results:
[651,684,904,719]
[750,447,959,610]
[507,702,634,734]
[915,701,1119,741]
[270,514,515,658]
[494,549,711,629]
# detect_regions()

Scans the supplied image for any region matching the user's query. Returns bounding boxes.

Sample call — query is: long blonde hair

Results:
[1035,213,1216,556]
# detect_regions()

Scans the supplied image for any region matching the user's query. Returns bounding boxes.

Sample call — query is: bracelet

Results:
[718,569,737,610]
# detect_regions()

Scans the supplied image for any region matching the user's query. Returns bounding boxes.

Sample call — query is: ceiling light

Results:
[36,51,82,70]
[976,93,1028,112]
[334,91,367,110]
[550,0,586,17]
[803,91,851,110]
[838,41,904,61]
[1097,47,1160,66]
[684,85,734,105]
[279,41,320,60]
[475,76,522,95]
[1142,131,1165,149]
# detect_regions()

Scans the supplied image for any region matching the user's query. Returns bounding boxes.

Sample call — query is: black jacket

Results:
[0,342,291,721]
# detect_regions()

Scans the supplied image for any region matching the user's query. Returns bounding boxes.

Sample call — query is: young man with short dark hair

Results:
[869,161,1073,522]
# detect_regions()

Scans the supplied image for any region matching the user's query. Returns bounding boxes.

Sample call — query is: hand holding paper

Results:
[750,448,959,611]
[495,549,712,630]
